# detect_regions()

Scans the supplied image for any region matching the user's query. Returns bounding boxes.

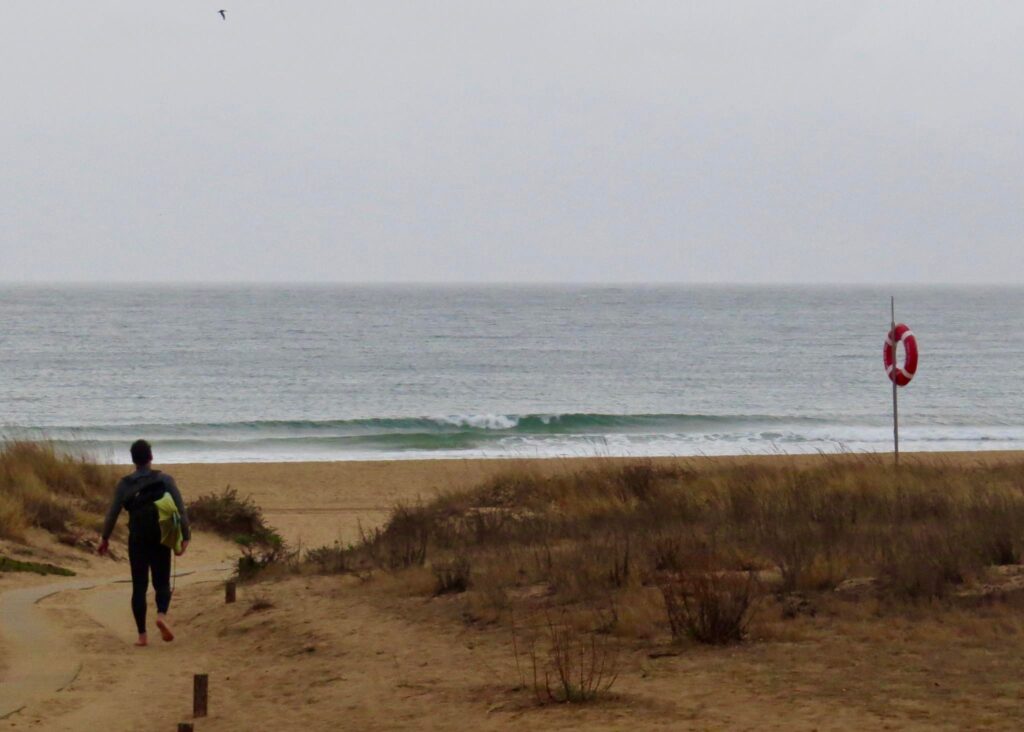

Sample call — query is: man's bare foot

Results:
[135,634,148,647]
[155,615,174,642]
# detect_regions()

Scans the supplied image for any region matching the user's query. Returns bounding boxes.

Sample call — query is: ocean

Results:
[1,285,1022,463]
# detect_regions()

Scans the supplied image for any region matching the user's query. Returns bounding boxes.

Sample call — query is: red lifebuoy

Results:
[883,323,918,386]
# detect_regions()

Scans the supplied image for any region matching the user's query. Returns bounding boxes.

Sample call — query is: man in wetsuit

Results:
[98,439,190,646]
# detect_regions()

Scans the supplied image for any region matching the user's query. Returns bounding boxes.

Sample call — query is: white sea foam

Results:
[40,422,1024,464]
[430,414,520,430]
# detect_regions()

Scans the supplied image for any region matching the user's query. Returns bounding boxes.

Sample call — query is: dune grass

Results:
[319,455,1024,653]
[0,441,117,542]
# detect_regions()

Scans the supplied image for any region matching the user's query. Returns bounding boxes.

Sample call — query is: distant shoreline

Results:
[109,446,1024,467]
[161,448,1024,469]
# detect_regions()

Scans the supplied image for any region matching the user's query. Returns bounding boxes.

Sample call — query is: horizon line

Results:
[2,280,1023,288]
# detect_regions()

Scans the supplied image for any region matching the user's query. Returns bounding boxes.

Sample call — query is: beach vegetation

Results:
[318,456,1024,654]
[0,441,115,541]
[526,611,619,704]
[356,504,430,569]
[658,563,760,644]
[0,554,76,576]
[432,554,471,595]
[187,486,291,580]
[186,486,275,542]
[235,529,291,581]
[305,541,350,574]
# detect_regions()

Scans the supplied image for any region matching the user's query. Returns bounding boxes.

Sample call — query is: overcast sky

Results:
[1,2,1022,284]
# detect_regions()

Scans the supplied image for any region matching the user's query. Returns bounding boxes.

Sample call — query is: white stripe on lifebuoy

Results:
[887,331,912,347]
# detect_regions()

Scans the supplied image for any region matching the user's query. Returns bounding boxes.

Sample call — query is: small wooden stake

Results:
[193,674,209,718]
[178,724,194,732]
[225,581,236,604]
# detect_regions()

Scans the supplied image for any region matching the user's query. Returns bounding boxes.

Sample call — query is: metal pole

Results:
[891,296,899,466]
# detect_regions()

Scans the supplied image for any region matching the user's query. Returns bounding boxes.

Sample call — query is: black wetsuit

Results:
[102,468,191,635]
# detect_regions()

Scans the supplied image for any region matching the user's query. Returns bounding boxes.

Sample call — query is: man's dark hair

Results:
[130,439,153,466]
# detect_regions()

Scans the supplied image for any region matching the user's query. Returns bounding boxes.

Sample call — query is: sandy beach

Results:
[3,452,1024,731]
[169,451,1024,548]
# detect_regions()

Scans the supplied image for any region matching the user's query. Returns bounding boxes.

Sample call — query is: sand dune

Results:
[3,453,1024,730]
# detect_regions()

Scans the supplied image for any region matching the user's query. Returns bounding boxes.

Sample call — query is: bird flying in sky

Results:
[218,9,227,20]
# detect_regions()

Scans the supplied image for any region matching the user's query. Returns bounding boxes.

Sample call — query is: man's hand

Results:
[97,538,109,556]
[175,540,189,557]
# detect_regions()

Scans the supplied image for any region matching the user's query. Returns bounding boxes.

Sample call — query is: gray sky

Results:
[2,2,1022,284]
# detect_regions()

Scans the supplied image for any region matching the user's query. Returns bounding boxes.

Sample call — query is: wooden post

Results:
[891,296,899,466]
[193,674,209,718]
[178,724,194,732]
[225,581,236,604]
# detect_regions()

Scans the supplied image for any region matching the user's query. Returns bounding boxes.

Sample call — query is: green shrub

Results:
[235,530,289,581]
[187,486,276,542]
[0,555,75,576]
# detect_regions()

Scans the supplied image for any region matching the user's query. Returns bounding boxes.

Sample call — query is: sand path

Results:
[0,556,233,727]
[0,576,106,720]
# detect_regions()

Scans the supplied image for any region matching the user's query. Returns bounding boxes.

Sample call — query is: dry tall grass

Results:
[321,456,1024,652]
[0,441,116,541]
